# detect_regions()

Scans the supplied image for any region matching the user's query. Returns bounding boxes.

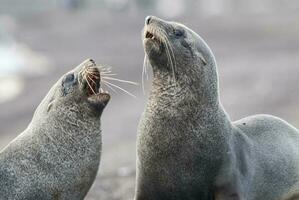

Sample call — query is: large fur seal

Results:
[135,16,299,200]
[0,59,110,199]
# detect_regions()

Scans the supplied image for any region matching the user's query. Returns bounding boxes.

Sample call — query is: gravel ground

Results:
[0,8,299,199]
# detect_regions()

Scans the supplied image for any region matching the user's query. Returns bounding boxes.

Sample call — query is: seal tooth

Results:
[146,31,154,39]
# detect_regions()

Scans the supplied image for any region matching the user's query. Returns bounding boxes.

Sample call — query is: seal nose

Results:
[88,58,96,65]
[145,16,152,25]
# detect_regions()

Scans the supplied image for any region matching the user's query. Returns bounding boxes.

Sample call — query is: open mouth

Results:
[145,31,155,39]
[86,67,102,96]
[143,28,164,57]
[78,59,137,105]
[81,62,110,106]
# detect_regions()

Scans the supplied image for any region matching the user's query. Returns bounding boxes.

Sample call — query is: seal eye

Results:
[65,73,75,83]
[174,29,184,37]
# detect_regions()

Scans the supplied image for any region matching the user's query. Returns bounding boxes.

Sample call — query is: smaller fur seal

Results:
[0,59,110,200]
[135,16,299,200]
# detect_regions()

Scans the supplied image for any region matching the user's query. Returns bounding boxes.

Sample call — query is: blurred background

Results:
[1,0,299,199]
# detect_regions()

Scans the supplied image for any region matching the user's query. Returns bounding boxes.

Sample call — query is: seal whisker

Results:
[86,71,101,80]
[97,65,111,70]
[99,69,112,74]
[85,65,137,97]
[86,74,98,85]
[88,65,108,70]
[145,43,155,80]
[80,67,91,83]
[84,68,101,76]
[85,76,97,95]
[87,66,112,74]
[151,26,175,78]
[93,65,112,72]
[142,54,152,94]
[146,56,150,80]
[163,37,176,83]
[102,80,136,98]
[101,81,118,93]
[142,55,147,94]
[80,70,89,87]
[160,31,177,86]
[78,69,84,87]
[100,73,117,76]
[101,76,138,85]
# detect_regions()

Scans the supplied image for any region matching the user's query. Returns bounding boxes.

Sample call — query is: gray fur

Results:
[0,59,109,200]
[135,16,299,200]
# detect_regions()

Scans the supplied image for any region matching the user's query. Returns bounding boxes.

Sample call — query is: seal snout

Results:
[145,15,162,25]
[143,16,168,59]
[78,59,110,106]
[143,16,160,42]
[144,16,156,40]
[145,16,152,25]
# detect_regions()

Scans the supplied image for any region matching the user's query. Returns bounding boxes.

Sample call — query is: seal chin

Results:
[143,28,163,58]
[87,93,110,110]
[144,39,163,58]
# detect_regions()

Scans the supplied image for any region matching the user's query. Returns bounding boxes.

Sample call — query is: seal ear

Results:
[47,102,53,112]
[196,51,207,66]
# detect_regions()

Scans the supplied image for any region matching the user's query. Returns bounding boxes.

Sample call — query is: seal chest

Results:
[0,59,110,200]
[135,16,299,200]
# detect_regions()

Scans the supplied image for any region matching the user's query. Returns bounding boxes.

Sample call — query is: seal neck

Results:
[147,60,233,145]
[150,64,220,109]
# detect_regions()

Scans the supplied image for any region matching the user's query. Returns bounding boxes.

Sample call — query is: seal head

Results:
[45,59,110,118]
[143,16,218,103]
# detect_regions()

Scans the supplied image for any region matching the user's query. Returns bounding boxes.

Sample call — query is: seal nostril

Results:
[145,16,152,25]
[89,59,95,64]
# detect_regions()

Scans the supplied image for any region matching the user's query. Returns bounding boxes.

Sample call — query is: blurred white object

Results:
[0,76,23,104]
[0,15,49,103]
[0,42,49,77]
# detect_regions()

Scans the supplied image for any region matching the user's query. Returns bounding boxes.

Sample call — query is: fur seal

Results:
[0,59,110,200]
[135,16,299,200]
